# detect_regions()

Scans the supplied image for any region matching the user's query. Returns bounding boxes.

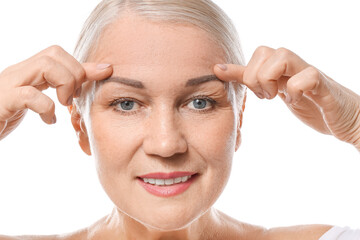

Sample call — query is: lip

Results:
[138,171,197,179]
[137,173,198,198]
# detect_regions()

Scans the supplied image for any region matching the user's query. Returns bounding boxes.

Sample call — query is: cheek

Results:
[186,110,236,162]
[183,109,236,198]
[89,112,143,178]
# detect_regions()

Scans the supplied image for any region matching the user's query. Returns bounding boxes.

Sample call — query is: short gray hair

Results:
[73,0,246,123]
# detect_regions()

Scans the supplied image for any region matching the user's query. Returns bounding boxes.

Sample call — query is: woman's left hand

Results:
[214,46,360,151]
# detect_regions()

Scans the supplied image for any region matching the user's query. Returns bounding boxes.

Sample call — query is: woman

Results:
[0,0,359,239]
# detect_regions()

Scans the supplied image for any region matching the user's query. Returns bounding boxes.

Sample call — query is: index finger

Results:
[82,63,113,82]
[70,63,113,99]
[213,64,245,84]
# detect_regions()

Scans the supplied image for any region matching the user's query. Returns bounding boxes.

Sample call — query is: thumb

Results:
[213,64,246,84]
[82,63,113,82]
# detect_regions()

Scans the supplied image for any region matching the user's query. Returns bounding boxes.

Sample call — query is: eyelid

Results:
[185,95,216,105]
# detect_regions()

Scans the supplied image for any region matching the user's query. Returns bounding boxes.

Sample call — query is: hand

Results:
[214,46,360,151]
[0,45,113,140]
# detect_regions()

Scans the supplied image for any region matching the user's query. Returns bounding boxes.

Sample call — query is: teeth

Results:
[165,179,174,185]
[142,175,193,186]
[155,179,165,185]
[174,177,182,183]
[181,176,189,182]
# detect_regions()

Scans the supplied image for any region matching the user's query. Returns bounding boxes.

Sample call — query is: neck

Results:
[95,206,219,240]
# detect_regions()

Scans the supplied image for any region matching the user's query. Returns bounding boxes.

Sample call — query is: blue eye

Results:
[120,100,135,111]
[191,99,208,109]
[110,98,139,114]
[187,96,216,112]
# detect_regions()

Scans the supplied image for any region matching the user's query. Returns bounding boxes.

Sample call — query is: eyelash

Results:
[109,95,218,116]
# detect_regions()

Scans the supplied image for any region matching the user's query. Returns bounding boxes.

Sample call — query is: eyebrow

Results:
[96,74,223,90]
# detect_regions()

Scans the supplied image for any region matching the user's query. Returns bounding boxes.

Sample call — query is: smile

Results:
[137,172,198,197]
[141,175,192,186]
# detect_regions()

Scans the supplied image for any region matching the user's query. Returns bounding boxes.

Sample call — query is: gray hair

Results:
[73,0,246,125]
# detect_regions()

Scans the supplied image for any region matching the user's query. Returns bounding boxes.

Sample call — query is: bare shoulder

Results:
[0,214,113,240]
[262,224,333,240]
[0,235,60,240]
[209,209,333,240]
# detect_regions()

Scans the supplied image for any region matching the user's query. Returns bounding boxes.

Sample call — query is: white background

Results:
[0,0,359,236]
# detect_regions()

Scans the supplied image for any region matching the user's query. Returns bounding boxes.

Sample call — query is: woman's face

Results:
[83,14,240,230]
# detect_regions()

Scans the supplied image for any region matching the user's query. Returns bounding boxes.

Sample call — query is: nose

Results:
[142,106,188,158]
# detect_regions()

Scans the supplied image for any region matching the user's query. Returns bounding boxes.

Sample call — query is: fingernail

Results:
[52,115,57,124]
[97,63,111,70]
[285,93,292,103]
[75,87,82,98]
[264,91,271,99]
[216,64,228,71]
[67,95,73,105]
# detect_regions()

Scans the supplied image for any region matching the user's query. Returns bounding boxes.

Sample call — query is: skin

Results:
[1,12,360,240]
[77,14,242,239]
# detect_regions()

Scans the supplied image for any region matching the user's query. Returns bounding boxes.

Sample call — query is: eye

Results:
[186,96,217,112]
[110,98,141,114]
[120,100,135,111]
[189,99,208,109]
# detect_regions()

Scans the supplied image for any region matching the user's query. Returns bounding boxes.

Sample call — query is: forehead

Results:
[88,14,225,71]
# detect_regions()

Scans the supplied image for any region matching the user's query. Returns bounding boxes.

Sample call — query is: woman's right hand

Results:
[0,45,113,140]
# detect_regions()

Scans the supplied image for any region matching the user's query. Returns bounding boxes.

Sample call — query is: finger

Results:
[285,66,329,104]
[257,48,309,99]
[41,46,86,92]
[82,63,113,82]
[33,82,50,91]
[5,86,56,124]
[66,63,113,100]
[9,46,86,93]
[6,55,76,106]
[213,64,245,83]
[7,46,88,101]
[37,57,77,106]
[242,46,275,99]
[277,76,290,94]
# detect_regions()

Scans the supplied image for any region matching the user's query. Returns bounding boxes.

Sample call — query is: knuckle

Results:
[20,87,37,100]
[276,47,294,60]
[304,66,319,79]
[255,46,271,54]
[75,67,86,82]
[46,45,64,57]
[254,46,273,57]
[243,77,258,90]
[287,80,300,92]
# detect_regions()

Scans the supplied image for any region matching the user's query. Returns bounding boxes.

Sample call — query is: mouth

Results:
[136,172,199,197]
